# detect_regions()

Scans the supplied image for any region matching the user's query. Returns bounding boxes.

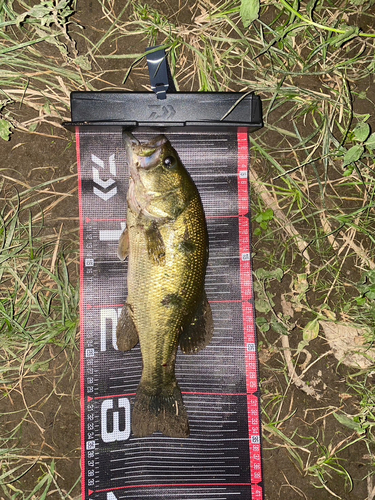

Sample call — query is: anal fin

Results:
[179,291,214,354]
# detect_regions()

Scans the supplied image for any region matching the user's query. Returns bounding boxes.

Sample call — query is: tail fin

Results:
[132,381,189,438]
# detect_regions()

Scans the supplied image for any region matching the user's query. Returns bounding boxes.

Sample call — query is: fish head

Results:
[124,132,197,219]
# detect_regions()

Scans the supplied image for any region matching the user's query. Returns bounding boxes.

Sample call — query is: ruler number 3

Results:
[101,398,131,442]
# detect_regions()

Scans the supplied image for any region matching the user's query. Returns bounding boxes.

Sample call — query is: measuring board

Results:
[76,127,264,500]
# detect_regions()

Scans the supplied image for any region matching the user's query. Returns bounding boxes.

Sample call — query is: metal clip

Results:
[146,46,175,99]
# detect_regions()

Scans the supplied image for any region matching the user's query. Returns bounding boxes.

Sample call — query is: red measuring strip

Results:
[237,128,263,491]
[75,127,89,498]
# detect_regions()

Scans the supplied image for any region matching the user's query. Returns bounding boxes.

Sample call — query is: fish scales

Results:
[127,195,207,373]
[117,133,213,438]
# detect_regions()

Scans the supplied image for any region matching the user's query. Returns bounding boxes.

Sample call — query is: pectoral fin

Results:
[117,227,129,261]
[180,291,214,354]
[145,221,166,264]
[116,302,139,351]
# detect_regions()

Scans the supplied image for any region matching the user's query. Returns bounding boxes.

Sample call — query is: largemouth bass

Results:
[117,132,213,438]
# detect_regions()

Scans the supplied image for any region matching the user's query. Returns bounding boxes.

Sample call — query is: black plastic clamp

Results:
[146,46,176,99]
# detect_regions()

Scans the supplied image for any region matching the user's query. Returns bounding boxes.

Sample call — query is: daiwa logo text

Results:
[91,154,117,201]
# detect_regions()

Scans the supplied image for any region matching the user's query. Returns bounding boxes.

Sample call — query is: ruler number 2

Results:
[100,308,122,351]
[101,398,131,442]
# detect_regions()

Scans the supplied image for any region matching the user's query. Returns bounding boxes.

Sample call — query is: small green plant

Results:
[253,267,293,335]
[348,270,375,339]
[0,176,80,497]
[342,120,374,176]
[356,270,375,304]
[0,202,79,374]
[253,208,274,236]
[0,118,12,141]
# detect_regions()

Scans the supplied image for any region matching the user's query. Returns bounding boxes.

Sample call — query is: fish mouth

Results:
[124,132,168,171]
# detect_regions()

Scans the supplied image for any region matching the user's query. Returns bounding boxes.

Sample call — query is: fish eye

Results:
[163,156,176,169]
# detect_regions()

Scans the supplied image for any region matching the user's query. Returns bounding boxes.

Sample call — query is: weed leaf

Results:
[366,270,375,283]
[343,145,364,167]
[365,132,375,149]
[297,339,309,354]
[302,317,320,342]
[333,413,366,434]
[255,208,274,223]
[353,122,370,142]
[306,0,318,17]
[271,319,289,335]
[240,0,260,28]
[256,316,270,332]
[75,55,92,71]
[329,27,360,48]
[255,297,273,313]
[256,267,283,282]
[0,119,12,140]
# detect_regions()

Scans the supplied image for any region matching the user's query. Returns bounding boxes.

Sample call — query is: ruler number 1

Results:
[101,398,131,442]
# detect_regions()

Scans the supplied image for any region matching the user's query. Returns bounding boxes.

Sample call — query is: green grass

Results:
[0,173,80,498]
[1,0,375,498]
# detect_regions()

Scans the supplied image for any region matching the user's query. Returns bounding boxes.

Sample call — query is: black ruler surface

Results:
[76,128,263,500]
